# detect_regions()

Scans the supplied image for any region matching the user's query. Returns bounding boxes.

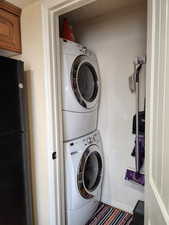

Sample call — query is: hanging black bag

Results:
[132,111,145,135]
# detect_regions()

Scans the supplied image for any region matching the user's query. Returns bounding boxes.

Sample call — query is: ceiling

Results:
[62,0,146,24]
[7,0,38,8]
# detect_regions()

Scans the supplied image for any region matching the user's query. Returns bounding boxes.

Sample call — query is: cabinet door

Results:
[0,8,21,53]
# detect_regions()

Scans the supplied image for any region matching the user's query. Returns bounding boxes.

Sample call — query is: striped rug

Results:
[86,203,133,225]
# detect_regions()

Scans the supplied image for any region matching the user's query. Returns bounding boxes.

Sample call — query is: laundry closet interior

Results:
[58,0,147,224]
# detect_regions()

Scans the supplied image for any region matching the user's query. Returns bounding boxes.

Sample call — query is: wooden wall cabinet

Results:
[0,1,22,55]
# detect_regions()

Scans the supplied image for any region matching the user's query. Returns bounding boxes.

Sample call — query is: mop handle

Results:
[135,64,142,173]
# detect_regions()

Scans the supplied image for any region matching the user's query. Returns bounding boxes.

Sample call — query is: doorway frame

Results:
[41,1,96,225]
[41,1,151,225]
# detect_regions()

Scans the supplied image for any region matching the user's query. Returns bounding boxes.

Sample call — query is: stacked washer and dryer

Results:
[60,38,104,225]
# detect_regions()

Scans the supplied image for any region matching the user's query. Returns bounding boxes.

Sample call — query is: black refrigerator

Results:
[0,56,33,225]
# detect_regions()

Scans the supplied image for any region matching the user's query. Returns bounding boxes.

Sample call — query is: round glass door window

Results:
[71,55,98,108]
[77,146,102,199]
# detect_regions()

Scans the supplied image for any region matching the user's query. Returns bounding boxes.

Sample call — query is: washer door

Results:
[71,55,99,109]
[77,145,103,199]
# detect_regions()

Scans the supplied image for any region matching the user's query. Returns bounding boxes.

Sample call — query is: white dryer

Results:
[64,130,104,225]
[60,39,101,141]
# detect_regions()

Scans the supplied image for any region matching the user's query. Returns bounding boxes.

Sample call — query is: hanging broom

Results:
[125,57,146,186]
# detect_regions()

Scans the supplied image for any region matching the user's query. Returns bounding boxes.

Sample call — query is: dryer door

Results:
[77,145,103,199]
[71,55,99,109]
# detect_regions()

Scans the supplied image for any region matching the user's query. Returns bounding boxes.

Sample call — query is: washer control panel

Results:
[82,132,99,146]
[67,131,102,155]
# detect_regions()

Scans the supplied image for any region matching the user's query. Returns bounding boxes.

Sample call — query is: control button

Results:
[80,46,87,54]
[87,137,92,144]
[93,136,96,142]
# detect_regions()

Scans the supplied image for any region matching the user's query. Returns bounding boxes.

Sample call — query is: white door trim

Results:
[41,1,96,225]
[145,0,169,224]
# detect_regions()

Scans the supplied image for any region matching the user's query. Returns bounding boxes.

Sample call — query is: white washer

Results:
[64,130,104,225]
[60,39,101,141]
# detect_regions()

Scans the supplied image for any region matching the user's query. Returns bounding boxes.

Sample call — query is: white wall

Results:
[73,3,147,212]
[14,2,49,225]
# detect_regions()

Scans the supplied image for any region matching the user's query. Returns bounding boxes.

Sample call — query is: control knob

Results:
[87,137,92,144]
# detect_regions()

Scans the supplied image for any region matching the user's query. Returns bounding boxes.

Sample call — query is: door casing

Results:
[41,1,153,225]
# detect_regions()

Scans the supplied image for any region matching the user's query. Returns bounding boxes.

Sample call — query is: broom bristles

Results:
[125,169,145,185]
